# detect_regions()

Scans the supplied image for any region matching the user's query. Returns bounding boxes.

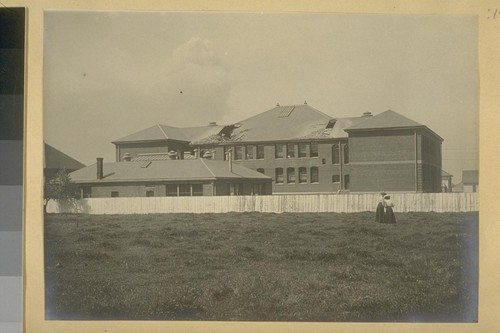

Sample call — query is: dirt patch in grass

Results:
[44,211,478,322]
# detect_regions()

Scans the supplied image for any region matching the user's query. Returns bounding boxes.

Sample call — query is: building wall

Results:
[348,129,442,192]
[81,180,271,198]
[348,130,416,192]
[207,140,351,193]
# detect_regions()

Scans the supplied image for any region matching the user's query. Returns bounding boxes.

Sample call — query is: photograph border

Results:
[16,0,499,332]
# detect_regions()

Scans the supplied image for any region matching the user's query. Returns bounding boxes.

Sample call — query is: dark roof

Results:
[224,104,366,142]
[44,143,86,170]
[112,124,225,144]
[69,159,271,184]
[345,110,443,141]
[462,170,478,184]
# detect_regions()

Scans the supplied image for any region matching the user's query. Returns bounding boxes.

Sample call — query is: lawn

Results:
[44,211,478,322]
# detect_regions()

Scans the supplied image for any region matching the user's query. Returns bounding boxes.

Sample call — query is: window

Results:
[235,146,244,160]
[257,168,265,174]
[82,186,91,198]
[111,191,119,198]
[192,184,203,196]
[246,145,255,159]
[229,183,242,195]
[310,142,319,158]
[287,143,295,158]
[146,190,154,197]
[310,167,319,183]
[179,184,191,196]
[166,184,177,196]
[252,183,264,195]
[275,168,284,184]
[298,143,307,158]
[343,144,349,164]
[257,145,265,159]
[299,167,307,183]
[166,184,203,196]
[332,175,340,183]
[344,175,350,190]
[332,144,340,164]
[287,167,295,184]
[275,144,286,158]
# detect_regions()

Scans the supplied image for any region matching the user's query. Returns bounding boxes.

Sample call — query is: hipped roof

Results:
[345,110,443,141]
[112,124,225,144]
[70,159,271,184]
[44,143,86,170]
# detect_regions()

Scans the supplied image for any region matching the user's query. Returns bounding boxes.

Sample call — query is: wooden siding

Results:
[48,192,478,214]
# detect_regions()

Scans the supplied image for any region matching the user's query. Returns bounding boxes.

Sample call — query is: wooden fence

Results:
[47,192,478,214]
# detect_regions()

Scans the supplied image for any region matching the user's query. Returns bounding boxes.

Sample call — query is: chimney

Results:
[362,112,373,117]
[122,153,132,162]
[96,157,103,180]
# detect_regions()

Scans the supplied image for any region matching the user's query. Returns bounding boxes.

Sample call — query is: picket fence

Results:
[47,192,478,214]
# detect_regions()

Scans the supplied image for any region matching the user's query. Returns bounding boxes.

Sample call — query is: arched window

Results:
[332,144,340,164]
[343,144,349,164]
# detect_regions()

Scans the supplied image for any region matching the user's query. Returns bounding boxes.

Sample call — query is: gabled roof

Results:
[44,143,85,170]
[69,159,271,184]
[112,124,226,144]
[345,110,443,141]
[462,170,478,184]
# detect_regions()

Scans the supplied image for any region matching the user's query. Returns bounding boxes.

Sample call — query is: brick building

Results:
[109,103,443,193]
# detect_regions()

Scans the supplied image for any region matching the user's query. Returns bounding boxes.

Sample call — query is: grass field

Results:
[44,212,478,322]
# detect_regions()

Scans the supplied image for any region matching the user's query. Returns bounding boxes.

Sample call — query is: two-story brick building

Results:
[108,103,443,193]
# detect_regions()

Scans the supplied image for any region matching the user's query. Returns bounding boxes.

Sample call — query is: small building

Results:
[441,170,453,192]
[69,157,272,198]
[462,170,478,193]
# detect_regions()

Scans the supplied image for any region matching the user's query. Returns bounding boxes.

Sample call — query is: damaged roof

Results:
[112,124,226,144]
[216,104,368,143]
[70,159,271,184]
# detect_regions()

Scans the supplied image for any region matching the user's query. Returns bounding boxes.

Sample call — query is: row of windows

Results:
[258,167,350,188]
[272,167,319,184]
[275,142,318,159]
[224,142,321,161]
[101,183,266,197]
[225,145,265,160]
[224,142,349,164]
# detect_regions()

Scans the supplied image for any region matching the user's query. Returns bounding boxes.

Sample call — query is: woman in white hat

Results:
[384,195,396,224]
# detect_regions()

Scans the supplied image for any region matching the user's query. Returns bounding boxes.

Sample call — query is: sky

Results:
[43,11,478,183]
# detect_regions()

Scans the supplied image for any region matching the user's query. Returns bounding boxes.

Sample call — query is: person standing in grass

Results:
[384,195,396,224]
[375,192,386,223]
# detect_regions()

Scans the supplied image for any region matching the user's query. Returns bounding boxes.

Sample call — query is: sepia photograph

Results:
[42,10,479,322]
